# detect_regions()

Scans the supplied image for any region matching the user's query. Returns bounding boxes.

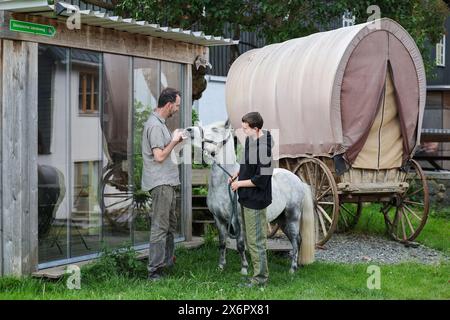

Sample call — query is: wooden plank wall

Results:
[0,11,207,66]
[1,39,38,276]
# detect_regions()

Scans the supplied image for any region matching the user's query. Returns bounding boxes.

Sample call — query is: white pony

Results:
[186,121,315,274]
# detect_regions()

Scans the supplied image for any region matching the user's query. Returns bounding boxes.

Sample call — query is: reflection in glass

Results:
[133,58,160,244]
[101,53,133,248]
[161,61,184,238]
[38,47,187,265]
[38,45,70,263]
[70,49,103,257]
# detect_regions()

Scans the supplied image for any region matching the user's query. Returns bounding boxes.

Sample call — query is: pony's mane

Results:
[208,119,231,130]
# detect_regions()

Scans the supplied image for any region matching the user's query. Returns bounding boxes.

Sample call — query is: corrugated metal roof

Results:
[0,0,238,46]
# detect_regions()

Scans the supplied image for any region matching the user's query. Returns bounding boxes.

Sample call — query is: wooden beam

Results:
[0,12,207,65]
[1,40,38,276]
[182,64,193,241]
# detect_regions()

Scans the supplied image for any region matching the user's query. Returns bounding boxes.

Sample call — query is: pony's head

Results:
[186,120,234,163]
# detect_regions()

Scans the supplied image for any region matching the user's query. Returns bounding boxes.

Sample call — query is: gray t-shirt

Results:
[141,111,180,192]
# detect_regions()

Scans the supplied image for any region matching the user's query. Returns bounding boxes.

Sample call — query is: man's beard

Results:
[168,109,177,118]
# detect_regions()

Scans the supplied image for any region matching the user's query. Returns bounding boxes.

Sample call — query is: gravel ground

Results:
[312,233,448,265]
[268,233,448,265]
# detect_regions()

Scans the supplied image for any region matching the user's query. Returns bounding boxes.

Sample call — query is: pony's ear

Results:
[224,118,230,128]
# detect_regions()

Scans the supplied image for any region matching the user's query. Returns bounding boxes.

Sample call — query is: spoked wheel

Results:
[382,160,429,242]
[101,163,151,229]
[337,202,363,233]
[293,158,339,246]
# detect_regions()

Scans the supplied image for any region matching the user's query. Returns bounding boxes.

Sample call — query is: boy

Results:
[230,111,273,287]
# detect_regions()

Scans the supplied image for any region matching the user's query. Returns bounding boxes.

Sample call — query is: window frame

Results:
[436,35,446,67]
[78,69,100,115]
[342,10,355,28]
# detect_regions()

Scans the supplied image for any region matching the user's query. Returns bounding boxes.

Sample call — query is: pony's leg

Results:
[236,210,249,275]
[214,216,228,271]
[281,209,301,273]
[236,232,249,275]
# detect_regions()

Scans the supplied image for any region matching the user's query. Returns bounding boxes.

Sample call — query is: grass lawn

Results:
[0,205,448,300]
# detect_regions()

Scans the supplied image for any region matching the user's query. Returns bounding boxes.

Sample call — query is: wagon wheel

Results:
[382,160,429,242]
[293,158,339,246]
[337,202,362,233]
[101,164,151,229]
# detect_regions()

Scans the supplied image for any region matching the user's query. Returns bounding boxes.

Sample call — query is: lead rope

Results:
[204,152,240,240]
[217,162,240,240]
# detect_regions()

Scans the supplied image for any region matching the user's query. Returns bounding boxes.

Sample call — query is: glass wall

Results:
[38,45,70,263]
[70,49,103,257]
[161,61,184,239]
[132,59,185,245]
[133,58,159,245]
[38,44,187,266]
[101,53,133,249]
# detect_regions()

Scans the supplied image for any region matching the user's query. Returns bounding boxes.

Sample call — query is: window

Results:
[79,70,99,113]
[426,91,443,109]
[423,91,443,129]
[436,35,446,67]
[342,10,355,28]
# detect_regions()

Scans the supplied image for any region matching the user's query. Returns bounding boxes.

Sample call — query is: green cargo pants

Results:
[148,185,178,275]
[242,205,269,284]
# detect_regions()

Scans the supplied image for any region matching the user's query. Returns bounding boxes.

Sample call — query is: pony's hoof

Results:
[289,268,297,274]
[240,268,248,276]
[218,265,225,272]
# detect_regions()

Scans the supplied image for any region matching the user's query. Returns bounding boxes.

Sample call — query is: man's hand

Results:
[172,129,184,143]
[153,129,184,163]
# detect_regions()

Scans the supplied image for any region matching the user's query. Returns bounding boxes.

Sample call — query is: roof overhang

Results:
[0,0,239,46]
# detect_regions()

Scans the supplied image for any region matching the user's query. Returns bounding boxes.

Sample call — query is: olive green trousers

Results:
[242,205,269,284]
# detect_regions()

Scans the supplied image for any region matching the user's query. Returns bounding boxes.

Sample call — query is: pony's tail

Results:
[299,184,315,265]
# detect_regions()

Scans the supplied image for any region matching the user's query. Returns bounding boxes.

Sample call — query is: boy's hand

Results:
[228,175,238,184]
[228,172,239,184]
[230,180,240,192]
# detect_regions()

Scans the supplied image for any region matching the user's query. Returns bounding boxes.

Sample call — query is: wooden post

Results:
[1,39,38,276]
[0,38,3,277]
[182,64,193,241]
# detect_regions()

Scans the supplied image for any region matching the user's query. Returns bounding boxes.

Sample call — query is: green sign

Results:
[10,19,56,37]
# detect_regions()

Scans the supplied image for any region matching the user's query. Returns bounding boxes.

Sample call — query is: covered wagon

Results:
[226,18,429,245]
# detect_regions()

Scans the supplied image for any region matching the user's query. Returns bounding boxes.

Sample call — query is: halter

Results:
[197,125,233,166]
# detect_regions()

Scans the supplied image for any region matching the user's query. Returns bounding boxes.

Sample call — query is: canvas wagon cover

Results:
[226,18,426,168]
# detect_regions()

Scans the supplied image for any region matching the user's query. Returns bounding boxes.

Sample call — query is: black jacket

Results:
[238,130,273,210]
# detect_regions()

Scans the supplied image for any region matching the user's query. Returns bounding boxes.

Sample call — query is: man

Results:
[229,111,273,287]
[142,87,184,281]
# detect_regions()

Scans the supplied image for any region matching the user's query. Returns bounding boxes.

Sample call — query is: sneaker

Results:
[239,280,267,288]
